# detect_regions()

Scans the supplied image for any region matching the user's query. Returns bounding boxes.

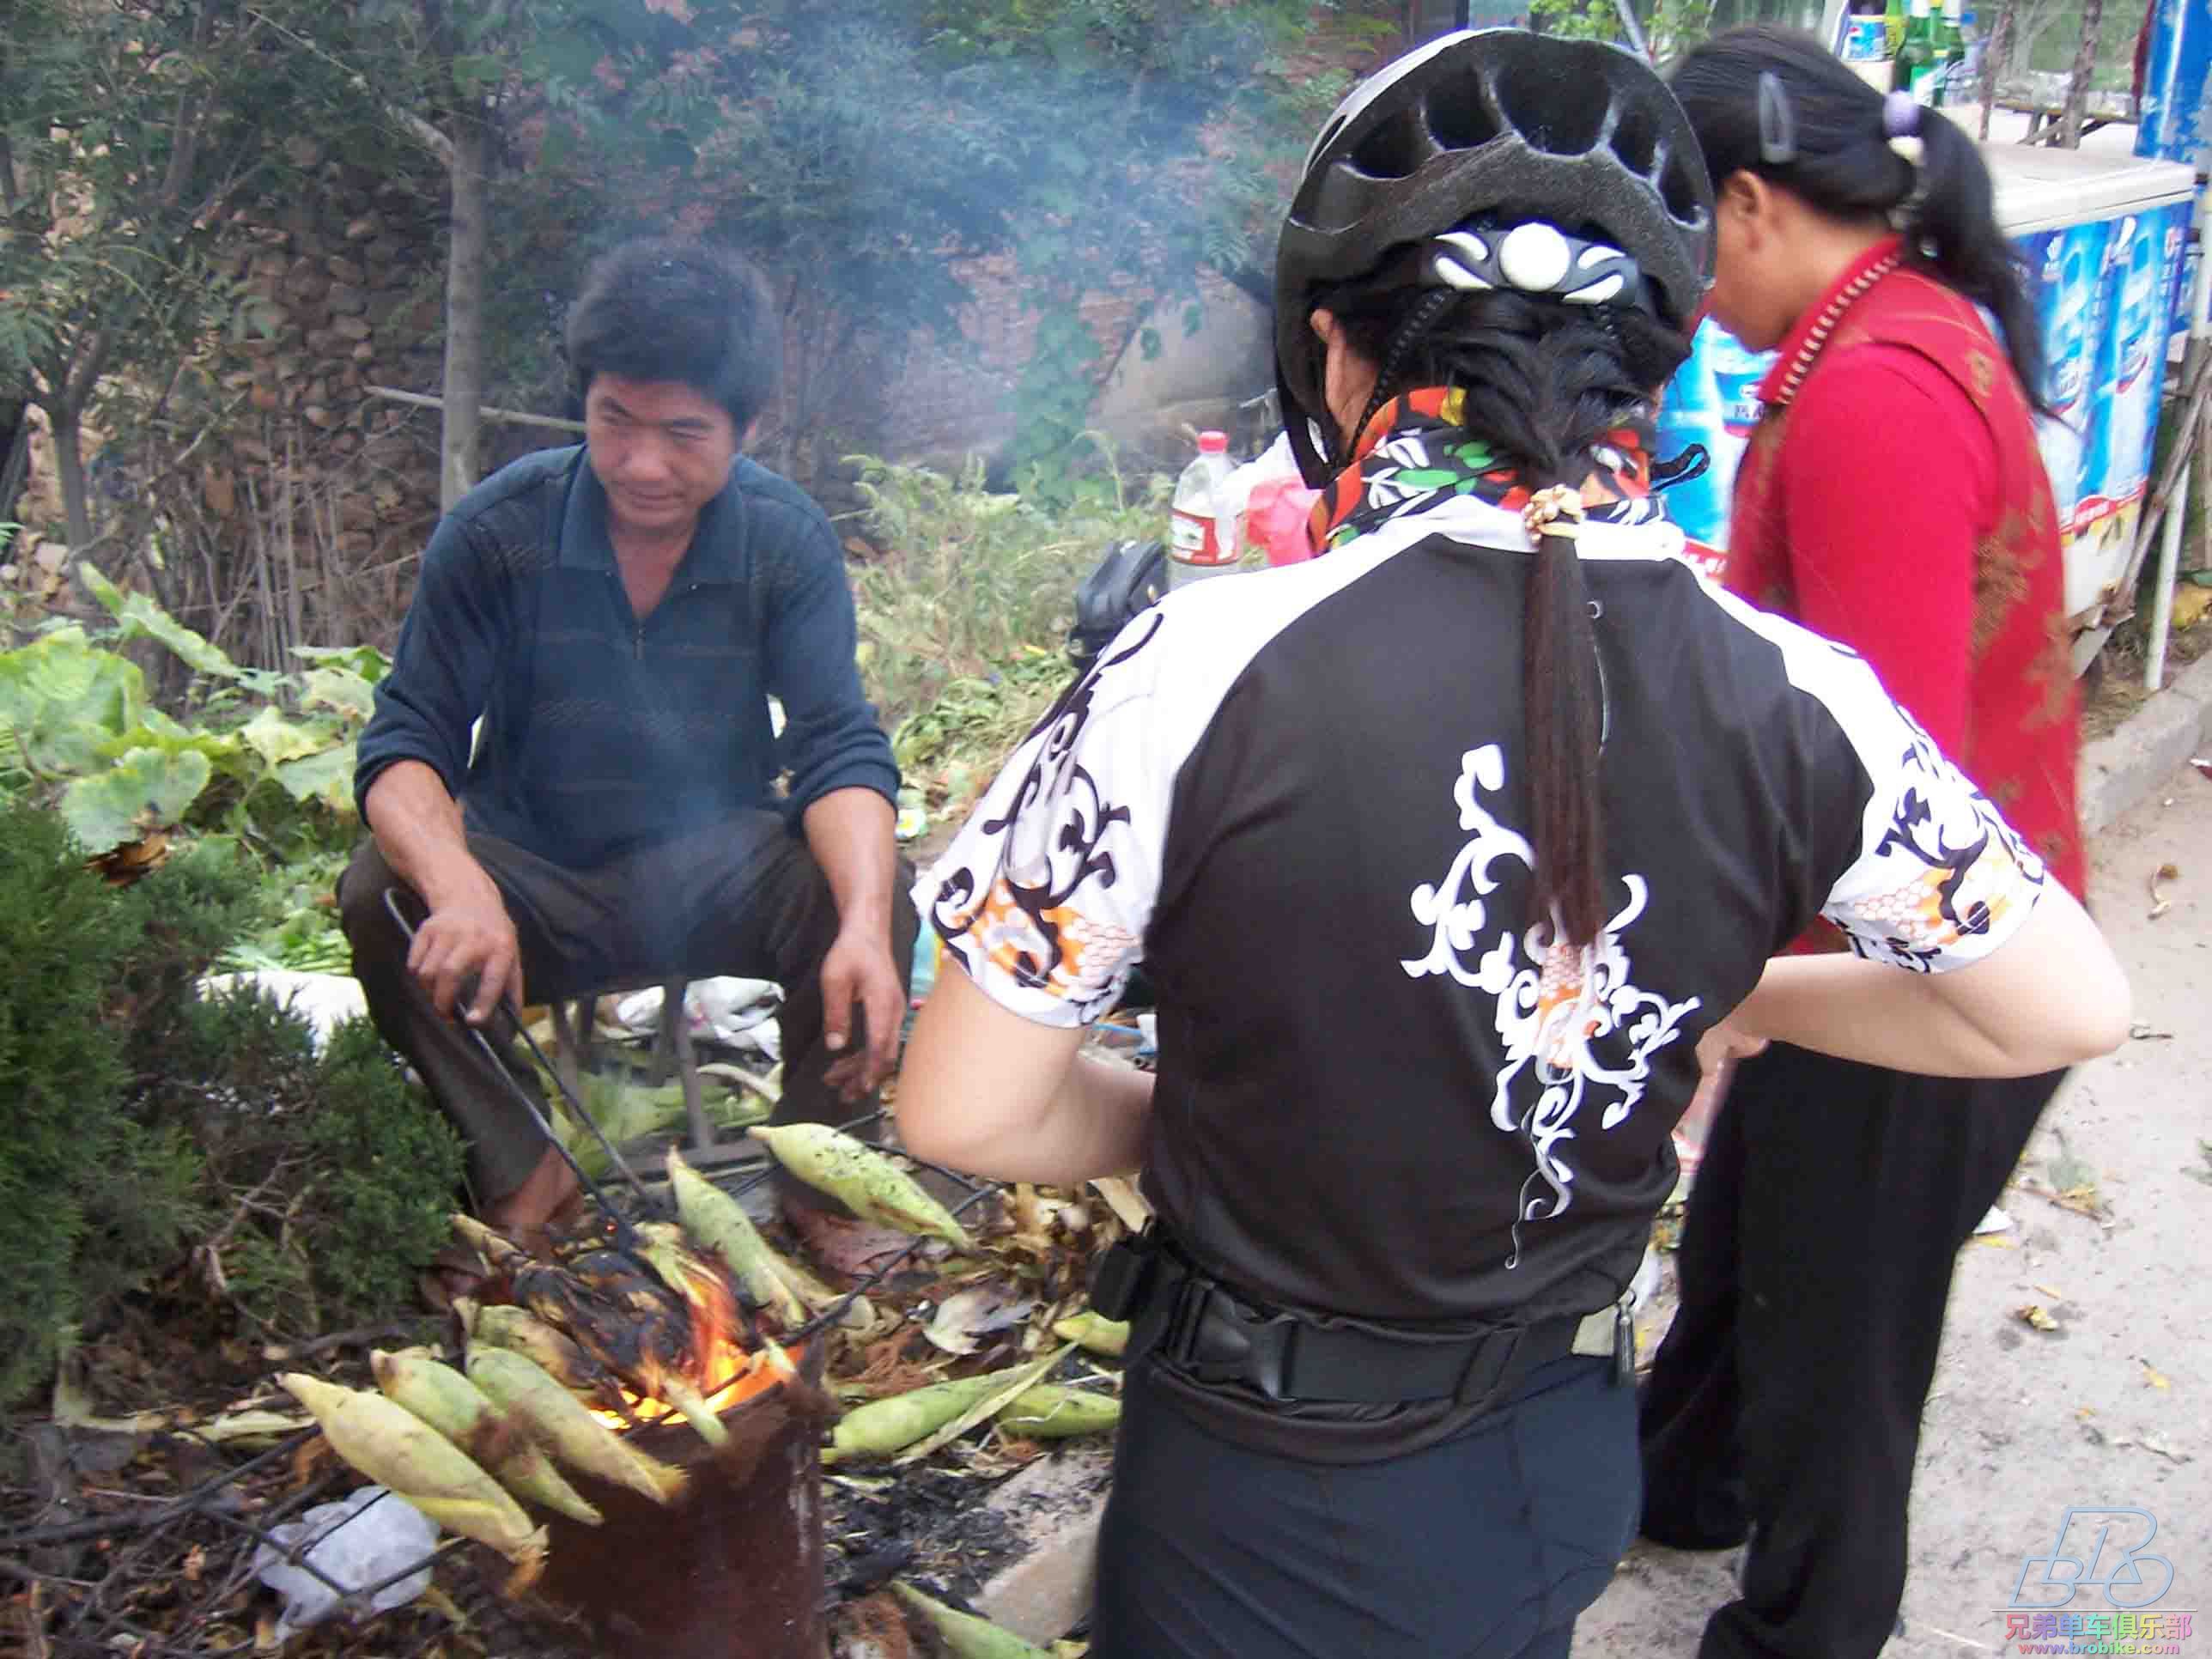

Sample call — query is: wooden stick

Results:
[365,385,586,434]
[2014,1181,2110,1222]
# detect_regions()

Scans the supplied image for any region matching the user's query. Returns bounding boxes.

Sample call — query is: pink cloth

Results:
[1247,476,1322,565]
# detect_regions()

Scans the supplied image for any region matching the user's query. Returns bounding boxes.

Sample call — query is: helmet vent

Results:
[1610,104,1661,179]
[1352,114,1444,182]
[1658,148,1705,228]
[1421,73,1502,153]
[1493,70,1608,157]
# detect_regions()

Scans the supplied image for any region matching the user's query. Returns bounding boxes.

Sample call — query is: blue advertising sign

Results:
[1653,321,1771,552]
[2083,204,2190,520]
[2137,0,2212,168]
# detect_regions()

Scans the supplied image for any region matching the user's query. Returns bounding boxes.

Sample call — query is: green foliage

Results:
[849,452,1168,811]
[0,815,263,1410]
[0,804,462,1408]
[178,1009,465,1333]
[0,803,153,1409]
[0,568,380,854]
[1529,0,1716,59]
[215,846,355,975]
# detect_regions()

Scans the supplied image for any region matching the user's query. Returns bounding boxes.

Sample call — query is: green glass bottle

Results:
[1884,0,1909,58]
[1930,0,1966,106]
[1894,0,1937,101]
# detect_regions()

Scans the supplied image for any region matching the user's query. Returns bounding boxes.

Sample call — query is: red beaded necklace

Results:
[1769,250,1904,409]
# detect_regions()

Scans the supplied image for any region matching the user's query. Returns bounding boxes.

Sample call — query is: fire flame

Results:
[592,1258,795,1430]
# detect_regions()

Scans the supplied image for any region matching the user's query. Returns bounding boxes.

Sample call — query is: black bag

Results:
[1067,538,1166,672]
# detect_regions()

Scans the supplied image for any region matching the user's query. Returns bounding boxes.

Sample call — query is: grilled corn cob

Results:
[747,1123,973,1248]
[995,1384,1121,1439]
[667,1148,807,1324]
[465,1346,688,1506]
[279,1373,547,1586]
[370,1348,602,1525]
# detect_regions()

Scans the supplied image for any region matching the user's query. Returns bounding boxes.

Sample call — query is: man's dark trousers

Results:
[1637,1043,2064,1659]
[339,810,919,1206]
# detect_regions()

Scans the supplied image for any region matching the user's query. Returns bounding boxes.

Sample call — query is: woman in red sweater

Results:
[1642,27,2084,1659]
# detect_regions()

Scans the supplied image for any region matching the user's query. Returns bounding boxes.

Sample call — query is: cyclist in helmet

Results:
[896,29,2128,1657]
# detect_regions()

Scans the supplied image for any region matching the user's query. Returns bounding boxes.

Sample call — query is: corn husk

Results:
[826,1345,1071,1465]
[465,1346,688,1506]
[449,1212,531,1272]
[765,1247,878,1332]
[460,1301,605,1394]
[1049,1311,1128,1358]
[747,1123,972,1248]
[995,1385,1121,1440]
[279,1373,547,1585]
[666,1148,810,1325]
[891,1582,1054,1658]
[371,1349,601,1525]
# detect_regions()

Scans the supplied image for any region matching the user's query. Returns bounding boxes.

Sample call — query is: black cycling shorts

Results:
[1090,1352,1637,1659]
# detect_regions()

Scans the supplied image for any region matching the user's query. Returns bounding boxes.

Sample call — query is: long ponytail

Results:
[1327,288,1686,948]
[1668,26,2051,416]
[1521,496,1607,949]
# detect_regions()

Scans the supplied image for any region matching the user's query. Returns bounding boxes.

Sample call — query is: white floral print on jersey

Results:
[1402,744,1701,1260]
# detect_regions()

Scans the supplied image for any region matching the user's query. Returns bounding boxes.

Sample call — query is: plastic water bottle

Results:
[1167,431,1238,590]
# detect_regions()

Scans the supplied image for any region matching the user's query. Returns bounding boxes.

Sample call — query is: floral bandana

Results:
[1310,386,1665,553]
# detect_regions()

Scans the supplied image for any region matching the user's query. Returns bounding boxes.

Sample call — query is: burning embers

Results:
[279,1164,836,1657]
[448,1212,787,1444]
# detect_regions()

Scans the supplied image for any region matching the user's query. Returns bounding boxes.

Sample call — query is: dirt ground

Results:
[1577,757,2212,1653]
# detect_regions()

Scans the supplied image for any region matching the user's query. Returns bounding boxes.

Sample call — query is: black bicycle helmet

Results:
[1276,27,1716,484]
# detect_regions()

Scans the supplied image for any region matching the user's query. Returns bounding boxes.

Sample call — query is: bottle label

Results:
[1843,15,1887,58]
[1170,507,1224,563]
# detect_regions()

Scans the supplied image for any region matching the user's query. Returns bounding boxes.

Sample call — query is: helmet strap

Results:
[1345,289,1455,470]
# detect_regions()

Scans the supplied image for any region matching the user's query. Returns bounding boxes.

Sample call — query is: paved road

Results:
[1578,758,2212,1656]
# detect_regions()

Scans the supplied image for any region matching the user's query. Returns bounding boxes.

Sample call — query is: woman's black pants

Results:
[1091,1352,1638,1658]
[1638,1043,2063,1658]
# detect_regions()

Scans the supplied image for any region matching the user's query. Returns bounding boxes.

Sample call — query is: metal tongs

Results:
[382,888,665,1261]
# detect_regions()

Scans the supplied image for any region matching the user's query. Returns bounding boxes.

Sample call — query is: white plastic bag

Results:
[198,970,369,1054]
[611,976,783,1060]
[252,1486,438,1641]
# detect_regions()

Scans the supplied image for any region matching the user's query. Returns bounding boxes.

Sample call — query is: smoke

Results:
[483,1,1334,477]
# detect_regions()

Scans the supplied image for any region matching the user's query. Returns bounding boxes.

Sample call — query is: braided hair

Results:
[1326,284,1689,948]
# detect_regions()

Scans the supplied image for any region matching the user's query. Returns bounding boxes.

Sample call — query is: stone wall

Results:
[185,138,451,648]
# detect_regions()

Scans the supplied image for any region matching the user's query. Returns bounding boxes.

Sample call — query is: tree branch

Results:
[238,4,457,165]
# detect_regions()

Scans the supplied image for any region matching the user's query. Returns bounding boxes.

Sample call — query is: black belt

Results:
[1097,1229,1630,1408]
